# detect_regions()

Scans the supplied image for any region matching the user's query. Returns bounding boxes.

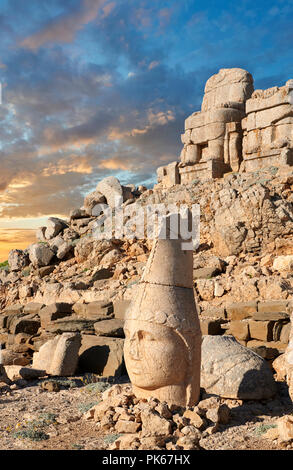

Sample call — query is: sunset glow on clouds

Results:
[0,0,293,259]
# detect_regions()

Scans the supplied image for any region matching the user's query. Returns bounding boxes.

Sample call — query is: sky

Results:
[0,0,292,260]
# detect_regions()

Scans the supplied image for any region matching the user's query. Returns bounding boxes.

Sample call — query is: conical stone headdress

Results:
[125,213,200,333]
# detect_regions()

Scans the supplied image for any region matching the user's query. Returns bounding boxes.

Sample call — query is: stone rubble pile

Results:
[83,383,232,450]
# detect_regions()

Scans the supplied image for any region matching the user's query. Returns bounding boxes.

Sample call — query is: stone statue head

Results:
[123,232,201,407]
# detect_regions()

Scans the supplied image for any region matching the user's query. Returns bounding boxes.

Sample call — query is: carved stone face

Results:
[124,319,188,390]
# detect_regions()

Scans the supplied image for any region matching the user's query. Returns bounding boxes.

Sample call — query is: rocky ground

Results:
[0,375,292,451]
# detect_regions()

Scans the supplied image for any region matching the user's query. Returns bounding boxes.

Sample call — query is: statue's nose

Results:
[129,337,140,360]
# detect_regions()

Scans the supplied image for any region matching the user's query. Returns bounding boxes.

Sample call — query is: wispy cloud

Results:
[20,0,106,50]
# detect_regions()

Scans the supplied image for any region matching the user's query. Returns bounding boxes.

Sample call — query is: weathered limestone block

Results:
[57,242,73,260]
[124,214,202,408]
[78,335,125,377]
[248,320,274,342]
[228,320,250,341]
[70,208,89,220]
[226,301,257,320]
[48,235,65,253]
[72,300,113,319]
[94,319,124,337]
[32,332,81,376]
[3,366,46,381]
[39,303,72,329]
[36,227,47,242]
[201,335,276,399]
[46,318,96,334]
[9,316,41,335]
[141,410,172,437]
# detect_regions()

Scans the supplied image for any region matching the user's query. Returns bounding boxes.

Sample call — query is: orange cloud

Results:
[20,0,106,50]
[148,61,160,70]
[42,157,93,176]
[98,158,132,171]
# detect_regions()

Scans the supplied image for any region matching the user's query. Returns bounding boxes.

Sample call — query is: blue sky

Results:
[0,0,292,234]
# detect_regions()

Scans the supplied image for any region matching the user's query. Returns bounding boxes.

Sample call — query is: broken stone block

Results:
[23,302,44,315]
[78,335,125,377]
[226,301,257,320]
[253,311,289,321]
[46,318,96,334]
[141,409,172,437]
[9,316,41,335]
[200,306,226,319]
[3,365,46,381]
[228,320,250,341]
[272,354,287,381]
[280,323,291,344]
[248,320,275,342]
[96,176,130,209]
[38,266,55,278]
[94,319,124,337]
[39,303,72,328]
[257,300,288,314]
[183,409,205,430]
[72,301,113,319]
[201,335,276,399]
[83,190,106,214]
[115,420,141,434]
[32,332,81,376]
[57,242,73,260]
[278,415,293,442]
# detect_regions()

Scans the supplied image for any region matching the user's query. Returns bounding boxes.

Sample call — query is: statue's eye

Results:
[139,331,155,341]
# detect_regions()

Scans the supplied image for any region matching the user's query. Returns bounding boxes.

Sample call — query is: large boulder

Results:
[8,249,30,272]
[96,176,133,209]
[32,332,81,376]
[201,335,276,399]
[45,217,67,240]
[28,243,55,268]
